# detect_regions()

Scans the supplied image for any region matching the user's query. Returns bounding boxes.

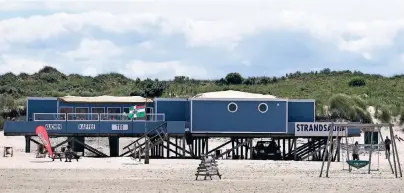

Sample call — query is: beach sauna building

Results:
[4,90,360,160]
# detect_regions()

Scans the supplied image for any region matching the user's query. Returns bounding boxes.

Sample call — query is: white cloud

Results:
[0,55,58,75]
[121,60,208,80]
[64,38,123,60]
[1,0,404,78]
[1,1,404,53]
[82,67,98,77]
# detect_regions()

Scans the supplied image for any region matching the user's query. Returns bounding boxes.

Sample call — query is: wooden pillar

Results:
[282,138,286,159]
[231,138,235,159]
[73,137,85,153]
[182,136,186,157]
[175,137,178,158]
[25,136,31,153]
[293,137,297,161]
[206,137,209,155]
[108,137,119,157]
[249,139,254,160]
[166,137,170,158]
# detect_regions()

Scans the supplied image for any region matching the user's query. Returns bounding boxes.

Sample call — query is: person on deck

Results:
[352,141,359,161]
[384,136,392,159]
[65,145,72,162]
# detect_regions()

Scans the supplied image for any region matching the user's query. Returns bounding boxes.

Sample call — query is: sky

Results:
[1,0,404,80]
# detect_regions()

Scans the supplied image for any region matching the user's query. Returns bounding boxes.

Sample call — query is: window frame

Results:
[258,103,268,113]
[227,102,238,113]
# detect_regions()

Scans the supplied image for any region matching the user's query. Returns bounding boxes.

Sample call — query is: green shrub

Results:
[349,77,366,87]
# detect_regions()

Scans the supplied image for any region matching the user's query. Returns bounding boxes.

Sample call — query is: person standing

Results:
[384,136,392,159]
[352,141,360,160]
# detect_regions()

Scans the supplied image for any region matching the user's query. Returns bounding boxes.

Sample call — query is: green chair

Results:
[346,160,369,169]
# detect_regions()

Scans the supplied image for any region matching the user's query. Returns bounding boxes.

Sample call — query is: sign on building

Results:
[78,124,96,130]
[111,124,128,131]
[294,122,348,137]
[45,124,63,130]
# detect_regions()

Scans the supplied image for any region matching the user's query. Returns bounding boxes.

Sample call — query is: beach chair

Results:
[195,154,222,180]
[3,146,13,157]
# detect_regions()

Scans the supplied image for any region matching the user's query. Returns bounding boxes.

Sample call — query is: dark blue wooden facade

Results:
[4,96,361,137]
[190,98,288,133]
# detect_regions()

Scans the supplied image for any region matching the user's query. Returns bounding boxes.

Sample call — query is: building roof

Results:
[192,90,277,99]
[58,95,153,103]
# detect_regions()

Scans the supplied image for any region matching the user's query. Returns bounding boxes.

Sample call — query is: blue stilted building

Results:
[4,91,361,160]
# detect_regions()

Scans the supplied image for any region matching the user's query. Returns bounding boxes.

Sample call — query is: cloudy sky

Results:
[1,0,404,80]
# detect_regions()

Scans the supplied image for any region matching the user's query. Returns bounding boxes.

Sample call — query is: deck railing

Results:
[33,113,165,122]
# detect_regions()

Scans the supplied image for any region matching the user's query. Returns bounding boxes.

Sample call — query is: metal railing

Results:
[67,113,100,121]
[33,113,165,122]
[33,113,67,121]
[99,113,165,121]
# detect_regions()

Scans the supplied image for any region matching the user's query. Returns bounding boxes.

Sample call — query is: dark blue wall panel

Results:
[155,100,188,121]
[191,100,288,133]
[133,121,165,134]
[99,122,133,134]
[167,121,186,134]
[66,121,100,134]
[27,98,58,121]
[288,101,315,122]
[4,121,66,135]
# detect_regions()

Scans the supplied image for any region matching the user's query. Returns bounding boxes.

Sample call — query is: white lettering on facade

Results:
[78,124,96,130]
[45,124,62,130]
[112,124,128,131]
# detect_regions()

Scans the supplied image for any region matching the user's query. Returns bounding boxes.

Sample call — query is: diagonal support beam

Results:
[72,138,108,157]
[216,139,252,159]
[166,140,192,156]
[160,144,182,157]
[207,140,232,155]
[30,138,41,145]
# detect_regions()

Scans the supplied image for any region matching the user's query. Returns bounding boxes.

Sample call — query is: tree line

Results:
[1,66,404,130]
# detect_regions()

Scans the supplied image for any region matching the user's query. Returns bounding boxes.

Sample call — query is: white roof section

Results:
[58,95,153,103]
[192,90,277,99]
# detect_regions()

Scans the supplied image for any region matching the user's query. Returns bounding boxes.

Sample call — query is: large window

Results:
[146,107,153,120]
[91,107,105,120]
[75,107,89,120]
[107,107,121,114]
[107,107,121,120]
[58,107,72,120]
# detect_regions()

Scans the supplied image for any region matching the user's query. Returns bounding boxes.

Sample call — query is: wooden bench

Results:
[3,147,13,157]
[195,154,222,180]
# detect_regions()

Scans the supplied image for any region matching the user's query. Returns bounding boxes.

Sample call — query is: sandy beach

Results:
[0,154,403,193]
[1,127,403,193]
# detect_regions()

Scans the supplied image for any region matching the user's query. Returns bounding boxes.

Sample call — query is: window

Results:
[92,107,105,114]
[258,103,268,113]
[146,107,153,120]
[73,107,90,120]
[107,107,121,114]
[227,102,238,113]
[76,107,89,114]
[107,107,121,120]
[122,107,130,120]
[58,107,72,120]
[59,107,73,114]
[91,107,104,120]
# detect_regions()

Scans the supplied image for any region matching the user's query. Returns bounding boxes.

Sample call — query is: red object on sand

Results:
[35,126,53,157]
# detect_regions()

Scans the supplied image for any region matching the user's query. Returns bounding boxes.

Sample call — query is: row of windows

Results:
[58,107,153,120]
[59,107,153,114]
[227,102,269,113]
